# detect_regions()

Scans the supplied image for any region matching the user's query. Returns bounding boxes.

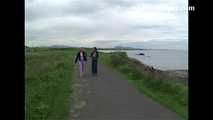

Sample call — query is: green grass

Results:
[25,48,77,120]
[100,52,188,119]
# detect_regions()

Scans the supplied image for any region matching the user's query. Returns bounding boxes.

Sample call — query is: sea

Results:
[99,49,188,71]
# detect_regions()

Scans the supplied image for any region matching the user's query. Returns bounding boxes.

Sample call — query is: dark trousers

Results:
[92,59,98,74]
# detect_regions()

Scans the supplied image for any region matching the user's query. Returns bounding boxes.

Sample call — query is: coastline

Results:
[128,57,188,85]
[100,50,188,85]
[165,70,188,85]
[101,52,188,118]
[165,70,188,78]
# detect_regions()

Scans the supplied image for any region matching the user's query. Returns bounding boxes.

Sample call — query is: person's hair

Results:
[94,47,97,51]
[80,47,83,51]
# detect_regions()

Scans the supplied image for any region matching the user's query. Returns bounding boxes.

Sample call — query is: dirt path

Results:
[70,60,181,120]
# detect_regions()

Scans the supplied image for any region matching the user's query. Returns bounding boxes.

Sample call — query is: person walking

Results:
[75,47,87,77]
[90,47,99,76]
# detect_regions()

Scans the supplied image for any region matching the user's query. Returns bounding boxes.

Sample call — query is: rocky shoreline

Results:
[164,70,188,85]
[129,57,188,85]
[165,70,188,79]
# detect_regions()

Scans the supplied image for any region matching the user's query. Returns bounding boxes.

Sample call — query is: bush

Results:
[109,52,128,67]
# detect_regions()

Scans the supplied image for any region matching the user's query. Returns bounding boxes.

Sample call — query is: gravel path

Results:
[70,60,181,120]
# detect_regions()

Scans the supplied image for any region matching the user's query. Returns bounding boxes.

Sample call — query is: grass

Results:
[100,52,188,119]
[25,48,188,119]
[25,48,77,120]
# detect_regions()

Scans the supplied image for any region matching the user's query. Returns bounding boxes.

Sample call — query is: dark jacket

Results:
[75,51,87,63]
[90,51,99,61]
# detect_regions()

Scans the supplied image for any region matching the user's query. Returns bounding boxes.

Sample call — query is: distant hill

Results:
[113,46,143,50]
[99,46,143,50]
[49,45,72,48]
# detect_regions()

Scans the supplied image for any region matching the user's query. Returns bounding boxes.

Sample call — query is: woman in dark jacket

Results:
[90,47,99,76]
[75,47,87,77]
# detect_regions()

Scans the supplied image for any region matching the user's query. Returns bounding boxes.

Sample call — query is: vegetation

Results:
[100,52,188,119]
[25,47,187,119]
[25,48,77,120]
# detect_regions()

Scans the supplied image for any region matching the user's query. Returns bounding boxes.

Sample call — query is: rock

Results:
[136,53,145,55]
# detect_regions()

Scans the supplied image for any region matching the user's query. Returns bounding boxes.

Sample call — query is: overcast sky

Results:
[25,0,188,50]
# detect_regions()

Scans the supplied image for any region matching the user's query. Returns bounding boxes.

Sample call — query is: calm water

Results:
[99,49,188,71]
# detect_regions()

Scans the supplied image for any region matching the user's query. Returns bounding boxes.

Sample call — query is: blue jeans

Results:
[92,60,98,74]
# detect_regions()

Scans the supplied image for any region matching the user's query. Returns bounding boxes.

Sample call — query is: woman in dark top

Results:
[90,47,99,76]
[75,47,87,77]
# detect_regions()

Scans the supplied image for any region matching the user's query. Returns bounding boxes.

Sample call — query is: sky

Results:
[25,0,188,50]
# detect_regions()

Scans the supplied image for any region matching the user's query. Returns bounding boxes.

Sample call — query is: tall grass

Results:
[101,52,188,119]
[25,48,76,120]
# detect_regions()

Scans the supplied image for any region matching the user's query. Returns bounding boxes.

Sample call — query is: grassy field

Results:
[25,48,77,120]
[100,52,188,119]
[25,48,188,119]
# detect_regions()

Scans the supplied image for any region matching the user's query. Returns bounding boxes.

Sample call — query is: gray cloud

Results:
[93,40,122,43]
[25,0,188,49]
